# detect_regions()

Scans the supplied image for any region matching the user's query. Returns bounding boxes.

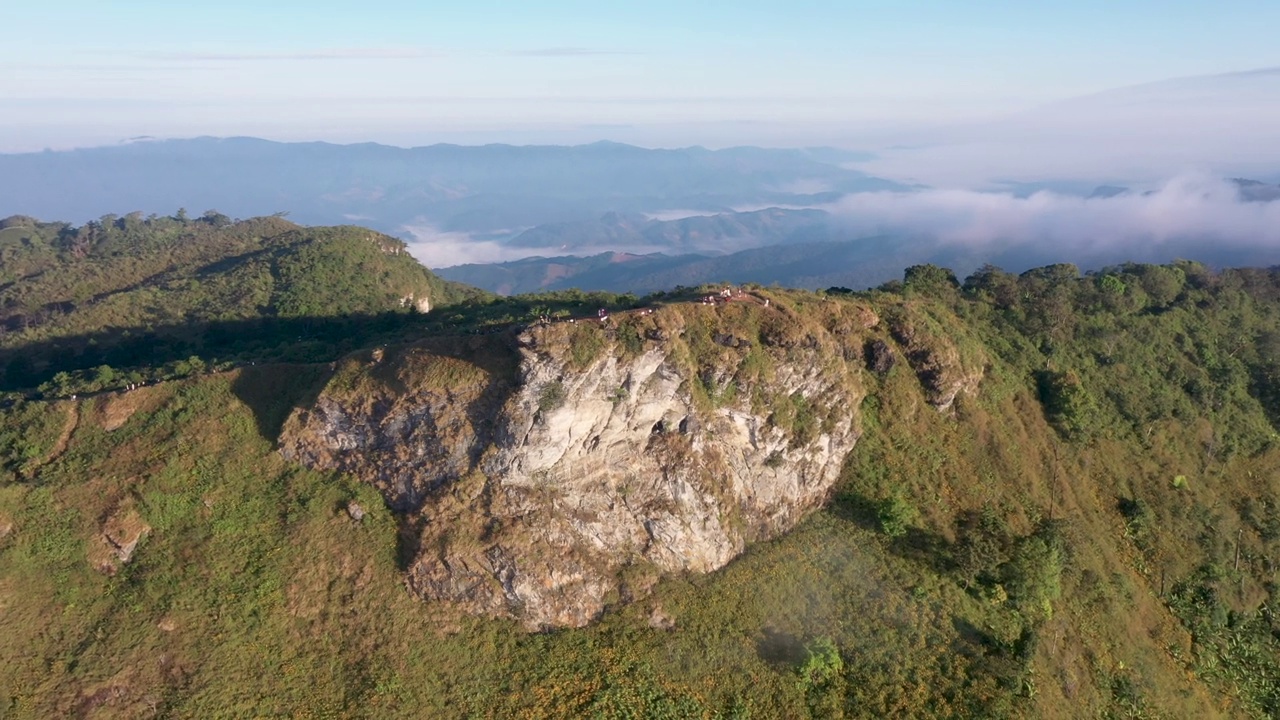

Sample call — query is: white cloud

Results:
[399,178,1280,272]
[771,178,833,195]
[144,48,442,61]
[506,48,641,57]
[400,222,532,267]
[643,209,719,221]
[827,174,1280,257]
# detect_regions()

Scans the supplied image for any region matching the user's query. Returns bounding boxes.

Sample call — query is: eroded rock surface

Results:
[88,500,151,576]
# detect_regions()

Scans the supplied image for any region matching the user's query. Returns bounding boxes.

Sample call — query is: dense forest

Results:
[1,215,1280,717]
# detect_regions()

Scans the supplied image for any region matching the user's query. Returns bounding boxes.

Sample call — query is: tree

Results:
[797,636,846,717]
[117,211,145,235]
[92,365,117,390]
[1018,265,1081,345]
[1136,264,1186,307]
[964,264,1019,309]
[1004,527,1065,623]
[903,264,960,295]
[1098,274,1126,296]
[1037,369,1099,439]
[201,210,232,228]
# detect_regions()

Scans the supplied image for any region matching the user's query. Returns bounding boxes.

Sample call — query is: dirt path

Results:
[39,400,80,469]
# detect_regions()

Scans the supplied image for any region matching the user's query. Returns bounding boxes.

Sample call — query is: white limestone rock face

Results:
[280,307,869,629]
[399,294,432,313]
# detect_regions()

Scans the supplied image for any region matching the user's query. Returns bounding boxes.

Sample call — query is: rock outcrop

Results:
[889,311,986,411]
[279,299,980,629]
[88,500,151,576]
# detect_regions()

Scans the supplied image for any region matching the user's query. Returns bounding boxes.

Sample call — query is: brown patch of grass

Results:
[19,400,80,477]
[92,386,165,432]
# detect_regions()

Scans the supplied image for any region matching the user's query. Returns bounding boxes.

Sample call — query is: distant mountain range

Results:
[440,232,1280,296]
[861,66,1280,185]
[436,238,915,295]
[0,137,904,239]
[505,207,835,254]
[5,136,1279,296]
[1231,179,1280,202]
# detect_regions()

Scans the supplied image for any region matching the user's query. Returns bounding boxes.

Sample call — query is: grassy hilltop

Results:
[1,217,1279,717]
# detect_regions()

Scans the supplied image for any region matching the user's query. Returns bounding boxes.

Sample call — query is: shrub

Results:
[789,393,818,446]
[568,324,606,369]
[616,323,644,356]
[797,636,844,689]
[1003,527,1065,623]
[538,381,566,413]
[608,385,628,404]
[876,493,918,538]
[1037,369,1099,439]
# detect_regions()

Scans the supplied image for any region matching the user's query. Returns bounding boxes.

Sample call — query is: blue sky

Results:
[3,1,1279,152]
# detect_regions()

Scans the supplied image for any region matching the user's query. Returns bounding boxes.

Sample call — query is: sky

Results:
[3,1,1280,185]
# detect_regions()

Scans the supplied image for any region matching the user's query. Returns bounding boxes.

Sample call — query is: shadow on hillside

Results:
[230,364,332,442]
[395,515,431,573]
[1248,365,1280,433]
[0,289,665,397]
[0,312,428,392]
[756,627,807,668]
[0,307,530,447]
[828,490,955,575]
[827,490,879,530]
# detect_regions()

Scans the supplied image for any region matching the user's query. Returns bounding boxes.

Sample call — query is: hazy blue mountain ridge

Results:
[0,137,902,237]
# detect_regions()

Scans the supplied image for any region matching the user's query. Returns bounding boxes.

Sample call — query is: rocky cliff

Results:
[279,297,981,628]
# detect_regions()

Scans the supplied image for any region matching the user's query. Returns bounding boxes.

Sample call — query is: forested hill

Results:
[0,213,483,391]
[5,211,1280,715]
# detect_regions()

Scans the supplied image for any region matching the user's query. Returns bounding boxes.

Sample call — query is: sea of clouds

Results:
[402,174,1280,271]
[827,173,1280,259]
